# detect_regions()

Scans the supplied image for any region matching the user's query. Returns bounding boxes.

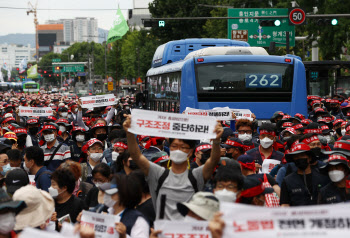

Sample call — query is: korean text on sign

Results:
[19,106,53,117]
[129,109,217,140]
[184,107,232,120]
[155,220,211,238]
[80,94,117,108]
[81,210,118,238]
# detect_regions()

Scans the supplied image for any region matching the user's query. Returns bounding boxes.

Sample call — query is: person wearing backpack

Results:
[123,115,223,220]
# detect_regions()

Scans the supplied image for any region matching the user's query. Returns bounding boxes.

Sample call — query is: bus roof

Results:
[151,38,250,68]
[184,47,268,60]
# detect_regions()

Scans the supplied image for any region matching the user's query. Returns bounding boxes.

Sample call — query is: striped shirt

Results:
[41,140,71,171]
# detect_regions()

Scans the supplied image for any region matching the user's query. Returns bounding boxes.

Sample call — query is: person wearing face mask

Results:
[100,174,150,238]
[13,128,28,153]
[82,139,108,185]
[237,154,280,197]
[310,107,327,123]
[90,123,110,151]
[320,125,335,145]
[280,127,296,143]
[269,111,284,124]
[222,138,245,160]
[124,115,223,220]
[246,123,284,172]
[190,143,212,169]
[0,152,10,178]
[237,177,274,206]
[318,154,350,204]
[114,151,138,175]
[40,123,71,172]
[56,119,73,145]
[25,118,40,147]
[329,99,344,120]
[235,119,258,151]
[308,100,321,119]
[0,188,26,238]
[70,127,87,162]
[332,119,344,141]
[57,106,69,119]
[300,134,327,170]
[213,159,244,203]
[280,143,329,207]
[49,168,84,230]
[23,146,51,192]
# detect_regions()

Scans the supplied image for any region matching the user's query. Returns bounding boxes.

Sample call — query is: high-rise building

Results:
[128,0,153,29]
[0,43,35,68]
[37,24,64,58]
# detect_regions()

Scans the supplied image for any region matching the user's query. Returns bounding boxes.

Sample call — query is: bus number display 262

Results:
[245,74,282,88]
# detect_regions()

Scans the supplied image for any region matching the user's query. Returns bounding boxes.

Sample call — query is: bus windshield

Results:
[195,62,294,102]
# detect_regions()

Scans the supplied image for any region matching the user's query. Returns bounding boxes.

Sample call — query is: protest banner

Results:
[155,220,211,238]
[261,159,281,173]
[80,94,117,108]
[19,106,53,117]
[129,109,217,140]
[184,107,232,120]
[220,202,350,238]
[230,109,253,121]
[81,210,118,238]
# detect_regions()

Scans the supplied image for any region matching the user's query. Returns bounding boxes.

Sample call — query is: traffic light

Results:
[317,19,338,26]
[259,20,281,27]
[142,19,163,28]
[16,68,19,71]
[44,71,47,74]
[49,74,51,77]
[56,74,59,77]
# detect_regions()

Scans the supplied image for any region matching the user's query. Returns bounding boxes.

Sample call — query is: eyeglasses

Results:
[238,130,252,134]
[216,184,238,191]
[170,144,191,152]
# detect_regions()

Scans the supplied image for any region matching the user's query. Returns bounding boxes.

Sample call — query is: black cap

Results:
[240,177,274,198]
[5,169,29,195]
[150,151,169,165]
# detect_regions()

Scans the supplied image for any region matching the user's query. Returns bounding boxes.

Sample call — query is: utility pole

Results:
[27,1,38,64]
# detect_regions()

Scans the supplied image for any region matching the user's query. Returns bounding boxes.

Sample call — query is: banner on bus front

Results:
[184,107,253,121]
[129,109,217,140]
[19,106,53,117]
[80,94,117,108]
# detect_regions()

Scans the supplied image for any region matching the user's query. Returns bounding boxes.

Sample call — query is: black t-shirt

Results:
[136,198,156,227]
[55,195,84,223]
[84,186,99,210]
[247,174,277,186]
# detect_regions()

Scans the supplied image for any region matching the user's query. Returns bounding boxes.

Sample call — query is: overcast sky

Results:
[0,0,135,35]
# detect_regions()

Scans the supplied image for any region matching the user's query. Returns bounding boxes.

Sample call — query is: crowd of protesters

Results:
[0,92,350,238]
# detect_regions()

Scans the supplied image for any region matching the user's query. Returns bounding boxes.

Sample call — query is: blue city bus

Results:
[146,45,307,120]
[152,38,250,68]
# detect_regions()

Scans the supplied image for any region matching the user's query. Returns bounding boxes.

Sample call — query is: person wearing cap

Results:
[191,143,212,169]
[124,115,223,220]
[141,136,165,161]
[318,154,350,204]
[237,177,274,206]
[280,143,329,206]
[270,111,284,123]
[25,117,40,147]
[56,119,73,145]
[150,151,169,169]
[329,99,344,120]
[40,123,71,171]
[57,106,69,120]
[237,154,281,197]
[213,159,244,203]
[246,123,284,170]
[299,134,327,170]
[70,127,87,162]
[176,191,219,221]
[100,173,150,237]
[24,146,51,192]
[12,185,55,231]
[90,123,111,152]
[4,168,29,196]
[13,128,27,153]
[222,138,245,160]
[0,188,26,237]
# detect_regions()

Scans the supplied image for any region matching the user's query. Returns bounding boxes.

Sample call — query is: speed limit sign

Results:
[288,8,306,25]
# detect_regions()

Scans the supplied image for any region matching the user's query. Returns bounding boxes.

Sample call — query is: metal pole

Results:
[286,31,290,54]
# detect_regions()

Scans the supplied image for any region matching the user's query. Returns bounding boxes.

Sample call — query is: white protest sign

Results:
[261,159,281,173]
[19,106,53,117]
[220,202,350,238]
[19,227,70,238]
[184,107,232,120]
[81,210,118,238]
[230,109,253,121]
[155,220,212,238]
[28,175,36,186]
[80,94,117,108]
[129,109,217,140]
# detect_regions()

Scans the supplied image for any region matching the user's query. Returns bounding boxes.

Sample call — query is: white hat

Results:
[13,185,55,230]
[177,192,219,221]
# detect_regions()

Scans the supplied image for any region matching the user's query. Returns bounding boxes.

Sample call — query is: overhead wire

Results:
[0,6,119,10]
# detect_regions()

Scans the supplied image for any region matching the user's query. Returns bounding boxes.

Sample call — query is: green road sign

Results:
[52,58,61,63]
[228,8,295,47]
[53,64,84,73]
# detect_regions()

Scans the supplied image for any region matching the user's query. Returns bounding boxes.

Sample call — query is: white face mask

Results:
[23,161,31,174]
[112,152,119,162]
[76,135,85,142]
[238,133,252,142]
[260,137,274,149]
[125,106,130,110]
[59,126,66,133]
[44,134,55,142]
[215,189,237,203]
[341,129,346,136]
[325,135,332,144]
[103,193,117,208]
[90,153,103,162]
[170,150,188,164]
[0,212,16,234]
[61,112,68,118]
[48,187,59,199]
[184,216,198,222]
[94,182,102,188]
[328,170,345,182]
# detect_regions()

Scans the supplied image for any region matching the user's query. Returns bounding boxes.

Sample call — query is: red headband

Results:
[14,128,27,135]
[303,129,322,134]
[293,124,303,130]
[334,142,350,151]
[302,135,319,144]
[328,154,348,162]
[346,125,350,132]
[260,130,276,136]
[2,117,15,124]
[27,119,39,124]
[240,184,265,198]
[113,142,128,150]
[42,125,57,131]
[321,125,329,131]
[153,155,169,164]
[238,161,255,171]
[225,140,244,148]
[195,144,212,153]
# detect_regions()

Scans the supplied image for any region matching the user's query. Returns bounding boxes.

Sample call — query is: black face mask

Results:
[331,107,338,112]
[28,127,38,135]
[336,127,342,135]
[17,138,26,147]
[310,147,321,157]
[200,153,211,165]
[96,134,107,141]
[129,160,138,170]
[294,158,309,171]
[225,152,233,158]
